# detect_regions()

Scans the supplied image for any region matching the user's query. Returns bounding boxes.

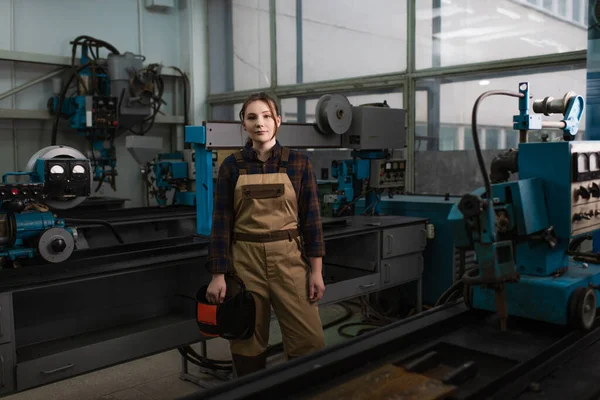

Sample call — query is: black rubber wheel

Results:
[569,287,597,331]
[463,284,474,309]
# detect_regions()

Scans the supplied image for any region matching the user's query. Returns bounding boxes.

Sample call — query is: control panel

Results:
[571,145,600,236]
[0,184,45,202]
[43,159,91,199]
[369,158,406,189]
[86,96,118,129]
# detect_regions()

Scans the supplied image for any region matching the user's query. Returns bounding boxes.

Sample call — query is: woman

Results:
[205,92,326,377]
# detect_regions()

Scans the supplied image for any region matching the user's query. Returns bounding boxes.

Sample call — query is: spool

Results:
[315,94,353,135]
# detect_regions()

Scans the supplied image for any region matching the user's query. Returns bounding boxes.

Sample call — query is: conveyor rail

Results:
[178,302,600,400]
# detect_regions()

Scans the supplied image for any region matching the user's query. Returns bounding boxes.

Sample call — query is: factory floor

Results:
[3,303,364,400]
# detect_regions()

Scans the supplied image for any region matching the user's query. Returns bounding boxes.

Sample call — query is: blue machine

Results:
[330,150,408,216]
[47,36,159,193]
[0,146,91,266]
[448,82,600,331]
[183,127,213,236]
[150,152,196,207]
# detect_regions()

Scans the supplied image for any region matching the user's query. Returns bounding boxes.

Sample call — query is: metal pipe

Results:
[542,120,567,129]
[137,0,144,55]
[10,0,18,172]
[0,67,67,102]
[269,0,278,87]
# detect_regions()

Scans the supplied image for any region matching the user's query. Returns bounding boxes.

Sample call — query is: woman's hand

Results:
[309,273,326,303]
[308,257,325,303]
[206,274,227,304]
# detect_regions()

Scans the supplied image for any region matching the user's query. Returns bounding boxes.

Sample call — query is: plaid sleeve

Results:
[206,157,235,274]
[298,156,326,257]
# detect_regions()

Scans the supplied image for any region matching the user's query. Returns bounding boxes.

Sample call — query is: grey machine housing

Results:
[203,94,407,151]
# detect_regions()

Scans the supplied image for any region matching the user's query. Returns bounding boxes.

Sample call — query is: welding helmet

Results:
[196,274,256,340]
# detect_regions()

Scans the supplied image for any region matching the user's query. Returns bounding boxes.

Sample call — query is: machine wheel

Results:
[569,287,597,331]
[463,284,474,309]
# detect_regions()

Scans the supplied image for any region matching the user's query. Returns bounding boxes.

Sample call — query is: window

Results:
[232,0,271,91]
[414,66,586,195]
[485,128,501,150]
[440,127,459,151]
[572,0,582,22]
[558,0,567,17]
[276,0,408,85]
[416,0,588,69]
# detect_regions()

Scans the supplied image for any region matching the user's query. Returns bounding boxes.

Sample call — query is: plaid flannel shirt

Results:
[207,140,325,274]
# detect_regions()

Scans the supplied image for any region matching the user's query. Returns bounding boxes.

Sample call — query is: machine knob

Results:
[7,199,25,212]
[51,238,67,253]
[578,186,591,200]
[591,183,600,198]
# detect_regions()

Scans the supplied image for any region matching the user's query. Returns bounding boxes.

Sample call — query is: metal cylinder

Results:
[13,211,56,242]
[542,120,567,129]
[52,77,63,96]
[0,214,10,246]
[533,92,576,116]
[107,52,145,102]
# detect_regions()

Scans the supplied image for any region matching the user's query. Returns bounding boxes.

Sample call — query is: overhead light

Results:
[528,13,544,23]
[497,7,521,19]
[479,80,491,86]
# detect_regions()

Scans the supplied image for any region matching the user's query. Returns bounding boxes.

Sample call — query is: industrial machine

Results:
[148,150,196,207]
[185,94,409,235]
[315,95,407,216]
[0,145,91,267]
[448,82,598,331]
[47,35,186,193]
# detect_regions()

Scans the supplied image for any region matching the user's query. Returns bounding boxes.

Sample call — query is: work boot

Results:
[231,352,267,377]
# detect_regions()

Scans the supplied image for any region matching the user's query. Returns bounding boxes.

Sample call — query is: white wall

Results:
[0,0,200,207]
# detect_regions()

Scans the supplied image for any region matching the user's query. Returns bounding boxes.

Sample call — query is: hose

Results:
[434,267,479,307]
[471,90,524,205]
[51,62,92,146]
[63,218,124,244]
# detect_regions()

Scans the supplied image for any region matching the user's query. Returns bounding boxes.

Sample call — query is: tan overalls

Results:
[229,147,325,361]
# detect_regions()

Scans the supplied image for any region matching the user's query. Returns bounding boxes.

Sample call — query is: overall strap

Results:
[234,151,247,175]
[279,147,290,173]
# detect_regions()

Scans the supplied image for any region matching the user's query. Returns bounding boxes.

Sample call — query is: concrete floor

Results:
[3,304,365,400]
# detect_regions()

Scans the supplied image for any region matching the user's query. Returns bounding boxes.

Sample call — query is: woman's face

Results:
[243,100,281,144]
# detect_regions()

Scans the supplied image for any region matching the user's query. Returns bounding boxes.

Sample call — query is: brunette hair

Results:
[239,92,281,139]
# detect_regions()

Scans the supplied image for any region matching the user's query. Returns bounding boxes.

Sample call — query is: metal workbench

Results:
[0,213,428,397]
[319,215,428,311]
[0,235,210,396]
[179,301,600,400]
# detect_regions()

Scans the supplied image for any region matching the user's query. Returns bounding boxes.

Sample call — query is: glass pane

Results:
[232,0,271,91]
[276,0,297,86]
[415,124,429,151]
[572,0,582,23]
[440,126,459,150]
[558,0,567,17]
[280,98,299,122]
[485,128,501,150]
[414,66,586,195]
[416,0,588,69]
[277,0,408,85]
[211,104,237,121]
[464,127,474,150]
[542,0,553,11]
